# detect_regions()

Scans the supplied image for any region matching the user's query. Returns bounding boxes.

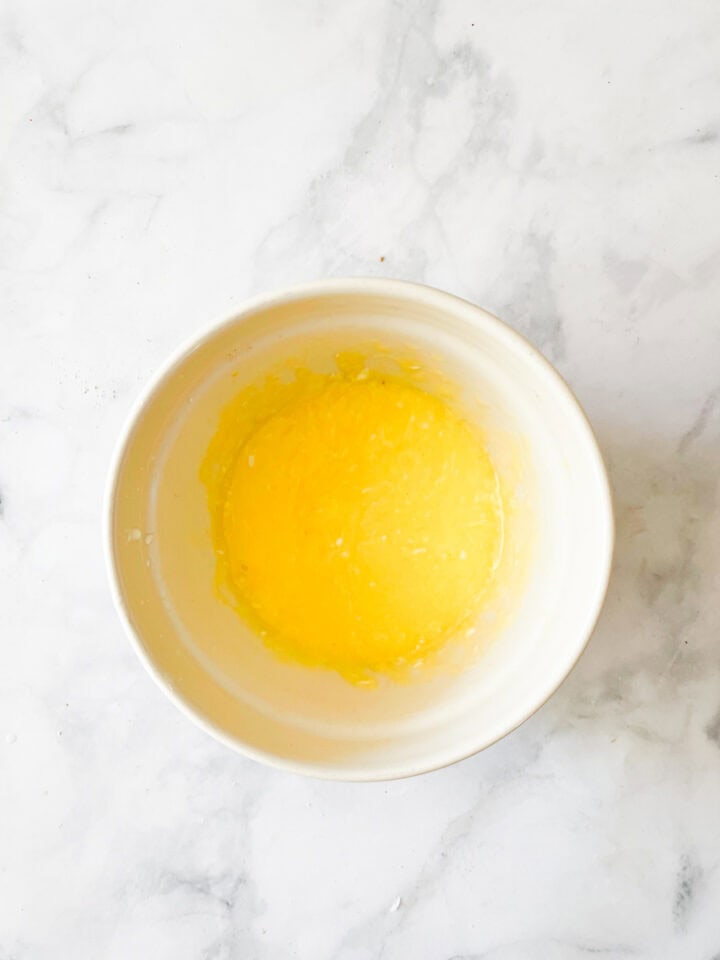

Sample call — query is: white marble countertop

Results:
[3,0,720,957]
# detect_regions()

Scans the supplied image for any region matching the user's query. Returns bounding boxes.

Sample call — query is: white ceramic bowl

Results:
[105,279,613,780]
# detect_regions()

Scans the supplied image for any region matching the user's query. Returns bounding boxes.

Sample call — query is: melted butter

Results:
[201,356,504,685]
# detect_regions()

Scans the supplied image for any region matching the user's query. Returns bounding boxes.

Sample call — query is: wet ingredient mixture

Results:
[201,360,504,684]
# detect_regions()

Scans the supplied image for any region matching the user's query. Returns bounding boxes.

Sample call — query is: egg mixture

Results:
[201,355,504,684]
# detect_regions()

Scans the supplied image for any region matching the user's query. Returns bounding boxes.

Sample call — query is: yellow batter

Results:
[201,358,504,684]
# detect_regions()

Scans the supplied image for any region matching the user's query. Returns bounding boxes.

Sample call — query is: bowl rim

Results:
[104,277,615,781]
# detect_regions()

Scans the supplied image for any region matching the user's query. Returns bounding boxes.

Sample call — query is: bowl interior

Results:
[108,282,612,779]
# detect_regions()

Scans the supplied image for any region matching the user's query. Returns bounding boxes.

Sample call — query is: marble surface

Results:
[2,0,720,956]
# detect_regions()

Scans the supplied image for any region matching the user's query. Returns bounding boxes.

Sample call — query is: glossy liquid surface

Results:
[202,361,504,684]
